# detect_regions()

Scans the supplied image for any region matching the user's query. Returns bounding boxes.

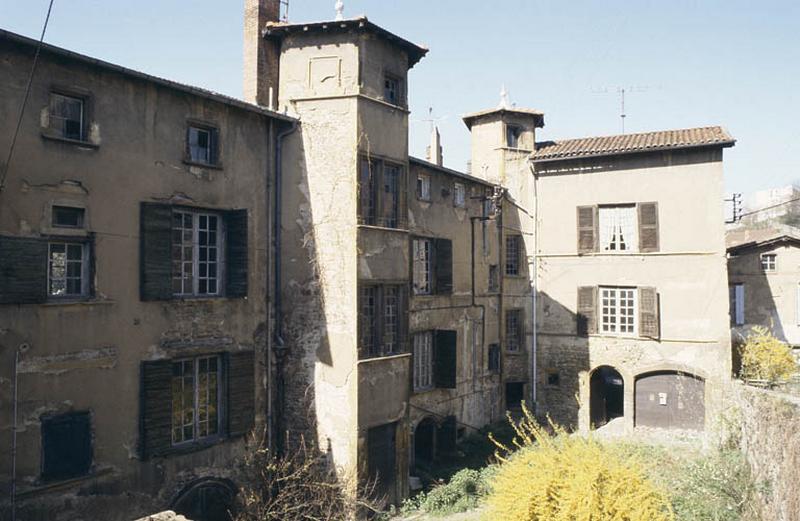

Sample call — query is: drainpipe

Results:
[529,161,539,414]
[470,216,487,392]
[272,119,298,456]
[11,344,26,521]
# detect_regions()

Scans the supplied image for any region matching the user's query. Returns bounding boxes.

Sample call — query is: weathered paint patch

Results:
[17,347,117,375]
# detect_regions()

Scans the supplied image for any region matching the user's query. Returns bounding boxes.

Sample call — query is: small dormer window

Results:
[186,125,219,166]
[384,74,401,105]
[49,93,85,141]
[506,124,522,148]
[761,253,777,272]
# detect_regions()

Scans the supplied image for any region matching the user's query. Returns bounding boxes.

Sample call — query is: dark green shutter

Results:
[139,203,173,301]
[434,330,457,389]
[225,209,249,298]
[434,238,453,294]
[0,235,47,304]
[139,360,173,459]
[227,350,255,437]
[577,286,598,336]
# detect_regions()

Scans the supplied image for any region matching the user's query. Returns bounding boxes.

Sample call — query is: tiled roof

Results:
[726,226,800,251]
[532,126,735,162]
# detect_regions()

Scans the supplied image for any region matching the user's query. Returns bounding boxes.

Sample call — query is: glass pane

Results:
[67,244,83,260]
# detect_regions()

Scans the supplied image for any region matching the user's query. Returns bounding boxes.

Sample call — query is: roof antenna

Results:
[335,0,344,20]
[498,84,511,110]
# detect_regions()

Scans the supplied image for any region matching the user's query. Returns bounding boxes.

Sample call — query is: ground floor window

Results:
[41,411,92,482]
[172,355,221,445]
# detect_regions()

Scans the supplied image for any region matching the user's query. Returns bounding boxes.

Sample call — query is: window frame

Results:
[488,264,500,293]
[505,308,523,352]
[505,235,522,276]
[416,172,432,202]
[383,73,403,106]
[52,205,86,229]
[170,355,223,447]
[185,122,221,167]
[760,253,777,272]
[599,286,638,336]
[171,209,225,298]
[47,239,91,299]
[413,331,434,392]
[358,157,406,229]
[730,283,745,326]
[413,238,433,296]
[487,343,501,373]
[48,91,86,142]
[453,182,466,208]
[358,283,407,359]
[598,204,638,252]
[505,124,522,149]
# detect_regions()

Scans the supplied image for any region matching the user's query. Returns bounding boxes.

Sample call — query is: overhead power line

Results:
[738,196,800,219]
[0,0,56,195]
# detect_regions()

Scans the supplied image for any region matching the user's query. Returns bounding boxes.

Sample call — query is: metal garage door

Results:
[634,372,705,430]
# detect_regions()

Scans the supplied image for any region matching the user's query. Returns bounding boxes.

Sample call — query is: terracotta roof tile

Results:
[532,126,735,162]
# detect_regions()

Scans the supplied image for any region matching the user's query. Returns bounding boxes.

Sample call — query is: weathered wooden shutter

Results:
[139,360,173,459]
[434,238,453,294]
[434,330,457,389]
[225,209,249,298]
[139,203,173,301]
[639,287,660,339]
[638,202,659,252]
[209,128,220,165]
[0,235,47,304]
[576,206,598,254]
[577,286,598,336]
[227,350,256,437]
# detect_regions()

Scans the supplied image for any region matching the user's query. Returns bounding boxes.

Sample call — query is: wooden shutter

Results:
[434,238,453,294]
[0,235,47,304]
[227,350,256,437]
[139,203,173,301]
[639,287,660,339]
[225,209,249,298]
[209,128,220,165]
[638,202,659,252]
[577,286,598,336]
[576,206,598,254]
[139,360,173,459]
[434,330,457,389]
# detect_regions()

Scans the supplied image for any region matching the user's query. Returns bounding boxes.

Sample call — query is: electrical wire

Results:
[0,0,56,196]
[737,195,800,219]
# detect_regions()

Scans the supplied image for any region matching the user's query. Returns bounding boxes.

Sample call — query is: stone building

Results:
[0,28,293,520]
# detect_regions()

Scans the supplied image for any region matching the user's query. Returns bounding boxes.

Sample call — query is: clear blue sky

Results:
[3,0,798,196]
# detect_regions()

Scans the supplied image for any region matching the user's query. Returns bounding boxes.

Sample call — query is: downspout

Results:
[11,345,25,521]
[470,216,487,393]
[272,118,298,456]
[529,161,539,414]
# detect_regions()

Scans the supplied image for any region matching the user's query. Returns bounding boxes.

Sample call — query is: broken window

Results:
[358,284,407,358]
[506,124,522,148]
[413,238,432,295]
[600,286,637,335]
[413,331,434,392]
[761,253,777,272]
[599,205,638,252]
[487,343,500,373]
[488,265,499,293]
[52,206,85,228]
[171,355,221,445]
[172,210,223,297]
[49,92,85,141]
[358,158,405,229]
[453,182,465,207]
[187,125,219,165]
[505,309,523,352]
[416,172,431,201]
[48,241,88,298]
[413,237,453,295]
[383,74,401,105]
[41,411,92,482]
[505,235,521,276]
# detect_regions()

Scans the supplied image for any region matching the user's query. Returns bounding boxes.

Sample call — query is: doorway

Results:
[590,366,624,428]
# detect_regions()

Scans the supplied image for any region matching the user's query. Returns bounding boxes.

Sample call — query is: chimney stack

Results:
[244,0,281,108]
[426,125,443,166]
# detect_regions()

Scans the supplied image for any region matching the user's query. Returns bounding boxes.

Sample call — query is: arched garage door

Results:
[634,371,705,430]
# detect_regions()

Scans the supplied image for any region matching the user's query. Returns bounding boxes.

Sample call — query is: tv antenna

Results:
[591,85,657,134]
[279,0,289,21]
[417,107,448,131]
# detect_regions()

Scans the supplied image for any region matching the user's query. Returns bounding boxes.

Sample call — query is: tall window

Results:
[453,182,466,207]
[172,210,223,296]
[488,265,499,293]
[48,242,88,297]
[599,206,637,252]
[600,287,637,335]
[172,356,220,445]
[358,158,404,229]
[413,332,434,391]
[761,253,777,272]
[730,283,745,326]
[505,235,521,276]
[413,238,432,295]
[506,125,522,148]
[359,284,406,358]
[49,93,84,141]
[417,172,431,201]
[505,309,522,352]
[382,164,401,228]
[187,125,219,166]
[488,343,500,373]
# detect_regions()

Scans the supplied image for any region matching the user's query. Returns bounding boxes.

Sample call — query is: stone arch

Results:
[171,477,238,521]
[634,369,706,430]
[589,365,625,428]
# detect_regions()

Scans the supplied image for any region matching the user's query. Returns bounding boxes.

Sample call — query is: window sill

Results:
[505,349,524,355]
[357,224,409,234]
[42,298,114,308]
[41,133,99,149]
[183,159,223,170]
[163,435,232,457]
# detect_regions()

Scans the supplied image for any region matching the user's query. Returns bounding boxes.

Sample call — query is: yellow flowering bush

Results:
[740,326,797,385]
[484,405,674,521]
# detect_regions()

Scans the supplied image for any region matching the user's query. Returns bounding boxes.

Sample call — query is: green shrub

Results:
[409,467,492,516]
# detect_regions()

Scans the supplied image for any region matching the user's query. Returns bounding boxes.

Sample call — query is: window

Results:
[172,356,221,445]
[505,235,521,276]
[506,124,522,148]
[417,172,431,201]
[488,343,500,373]
[383,74,401,105]
[52,206,85,228]
[600,287,637,335]
[506,382,524,409]
[505,309,523,352]
[413,237,453,295]
[547,371,560,387]
[453,182,466,207]
[358,284,407,358]
[49,93,84,141]
[41,412,92,482]
[48,241,89,297]
[358,158,404,229]
[413,239,432,295]
[413,331,434,391]
[730,283,745,326]
[488,265,499,293]
[599,205,638,252]
[761,254,777,272]
[187,125,219,165]
[172,210,223,297]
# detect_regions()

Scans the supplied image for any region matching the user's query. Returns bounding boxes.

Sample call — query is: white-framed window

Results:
[599,205,638,252]
[761,253,777,272]
[453,182,466,207]
[730,283,745,326]
[413,238,432,295]
[600,287,637,335]
[49,92,84,141]
[187,125,219,166]
[413,331,434,392]
[171,355,221,445]
[416,172,431,201]
[172,210,223,296]
[48,241,89,298]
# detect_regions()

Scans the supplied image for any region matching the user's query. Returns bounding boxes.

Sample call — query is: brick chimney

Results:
[244,0,281,108]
